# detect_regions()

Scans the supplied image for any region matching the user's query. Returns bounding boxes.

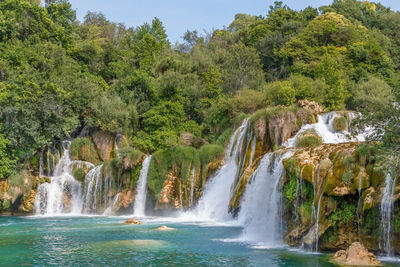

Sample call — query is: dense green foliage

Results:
[0,0,400,178]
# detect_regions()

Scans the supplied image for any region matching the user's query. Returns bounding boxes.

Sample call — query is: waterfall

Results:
[39,149,45,177]
[114,134,122,156]
[294,166,305,223]
[380,173,397,256]
[46,149,51,177]
[133,155,152,217]
[189,119,250,221]
[284,112,365,147]
[190,168,195,206]
[236,151,293,247]
[35,141,84,215]
[82,165,103,214]
[103,193,120,216]
[357,167,364,241]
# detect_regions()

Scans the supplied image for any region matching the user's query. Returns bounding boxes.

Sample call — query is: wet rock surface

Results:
[332,242,382,266]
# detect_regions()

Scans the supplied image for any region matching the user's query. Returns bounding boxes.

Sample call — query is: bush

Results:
[147,145,200,198]
[283,173,298,203]
[199,144,224,168]
[70,138,100,164]
[332,116,348,132]
[73,167,86,182]
[229,89,266,117]
[295,130,322,147]
[86,93,139,135]
[264,81,296,106]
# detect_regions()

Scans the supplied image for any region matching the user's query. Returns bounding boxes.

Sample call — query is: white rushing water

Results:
[380,173,397,256]
[235,151,293,247]
[82,165,103,214]
[35,141,93,215]
[183,119,250,222]
[190,167,195,207]
[133,155,152,217]
[284,112,365,147]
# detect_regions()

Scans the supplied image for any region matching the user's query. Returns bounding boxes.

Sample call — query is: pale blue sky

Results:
[68,0,400,43]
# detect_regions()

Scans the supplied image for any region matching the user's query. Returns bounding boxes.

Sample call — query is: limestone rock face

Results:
[332,242,382,266]
[92,130,114,162]
[156,172,177,210]
[297,99,325,114]
[115,189,135,211]
[268,111,299,147]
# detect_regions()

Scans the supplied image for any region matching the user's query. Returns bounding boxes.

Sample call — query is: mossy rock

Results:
[72,167,86,183]
[39,177,51,184]
[332,116,348,132]
[295,130,322,148]
[70,137,100,164]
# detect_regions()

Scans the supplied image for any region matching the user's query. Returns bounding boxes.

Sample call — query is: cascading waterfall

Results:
[294,166,305,223]
[380,173,397,256]
[82,165,104,214]
[103,193,120,216]
[114,134,122,156]
[284,112,365,147]
[236,151,293,247]
[190,168,195,207]
[356,166,365,241]
[188,119,250,221]
[39,149,45,177]
[133,155,152,217]
[35,141,88,215]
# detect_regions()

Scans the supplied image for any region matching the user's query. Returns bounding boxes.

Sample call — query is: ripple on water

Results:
[88,239,169,251]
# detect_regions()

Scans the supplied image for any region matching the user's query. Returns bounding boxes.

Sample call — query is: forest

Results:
[1,0,400,179]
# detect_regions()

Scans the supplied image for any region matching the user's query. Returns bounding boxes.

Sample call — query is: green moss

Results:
[249,106,285,125]
[0,198,11,210]
[70,138,100,164]
[342,170,353,185]
[73,167,86,182]
[295,130,322,148]
[29,152,40,174]
[147,145,201,198]
[321,225,338,243]
[283,173,298,203]
[8,172,24,187]
[329,198,357,227]
[394,205,400,234]
[216,128,234,147]
[360,206,381,237]
[130,164,142,189]
[118,147,144,167]
[332,116,348,132]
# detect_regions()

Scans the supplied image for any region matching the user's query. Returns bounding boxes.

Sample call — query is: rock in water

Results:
[332,242,382,266]
[156,225,176,231]
[124,219,142,225]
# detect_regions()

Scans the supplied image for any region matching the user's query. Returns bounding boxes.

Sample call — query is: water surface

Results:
[0,216,397,266]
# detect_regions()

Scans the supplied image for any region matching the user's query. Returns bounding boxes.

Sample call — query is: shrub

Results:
[264,81,296,106]
[229,89,266,117]
[295,130,322,147]
[332,116,348,132]
[70,138,100,164]
[73,167,86,182]
[283,173,298,203]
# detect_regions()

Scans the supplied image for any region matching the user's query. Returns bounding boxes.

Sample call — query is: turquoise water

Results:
[0,216,397,266]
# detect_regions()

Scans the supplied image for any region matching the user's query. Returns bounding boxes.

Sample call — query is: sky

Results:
[68,0,400,43]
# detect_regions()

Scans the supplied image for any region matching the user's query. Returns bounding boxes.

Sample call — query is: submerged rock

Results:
[332,242,382,266]
[124,219,142,225]
[156,225,176,231]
